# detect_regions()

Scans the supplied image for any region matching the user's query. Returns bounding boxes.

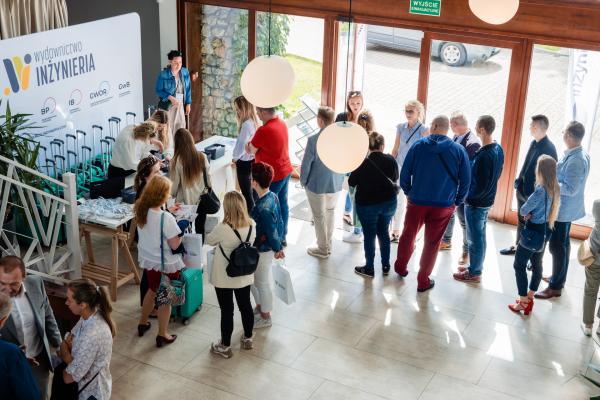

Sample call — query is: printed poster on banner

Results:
[0,13,143,163]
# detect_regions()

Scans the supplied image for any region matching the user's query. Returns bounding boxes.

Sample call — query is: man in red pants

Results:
[394,115,471,292]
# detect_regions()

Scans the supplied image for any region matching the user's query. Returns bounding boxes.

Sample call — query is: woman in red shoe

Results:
[509,155,560,315]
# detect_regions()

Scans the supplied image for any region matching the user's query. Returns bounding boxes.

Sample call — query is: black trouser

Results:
[515,196,526,246]
[107,164,135,179]
[214,285,254,346]
[548,221,572,290]
[236,159,255,213]
[195,211,206,243]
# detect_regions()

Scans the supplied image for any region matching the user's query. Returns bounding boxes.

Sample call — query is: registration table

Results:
[78,203,140,302]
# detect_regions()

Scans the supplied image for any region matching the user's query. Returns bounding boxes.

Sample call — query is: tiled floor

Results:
[100,186,599,400]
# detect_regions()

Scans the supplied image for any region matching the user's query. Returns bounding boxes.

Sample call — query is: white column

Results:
[62,172,82,279]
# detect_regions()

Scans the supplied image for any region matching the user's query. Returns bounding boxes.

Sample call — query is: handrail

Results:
[0,172,69,205]
[0,154,67,188]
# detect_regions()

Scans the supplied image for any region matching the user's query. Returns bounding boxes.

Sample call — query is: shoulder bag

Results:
[198,171,220,215]
[155,212,186,307]
[366,156,399,194]
[519,195,550,253]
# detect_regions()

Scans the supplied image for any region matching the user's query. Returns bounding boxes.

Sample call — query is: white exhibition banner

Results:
[566,48,600,151]
[0,13,143,168]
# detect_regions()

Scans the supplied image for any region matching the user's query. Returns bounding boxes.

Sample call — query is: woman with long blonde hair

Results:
[232,96,258,212]
[509,155,560,315]
[135,176,186,347]
[147,109,174,159]
[170,128,210,235]
[205,191,256,358]
[390,99,429,242]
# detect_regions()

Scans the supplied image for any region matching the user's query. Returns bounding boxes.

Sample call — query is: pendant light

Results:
[469,0,520,25]
[316,0,368,174]
[240,0,295,108]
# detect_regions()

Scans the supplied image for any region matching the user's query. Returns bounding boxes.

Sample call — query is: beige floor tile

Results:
[419,373,522,400]
[272,298,378,346]
[308,381,388,400]
[111,363,245,400]
[356,322,491,383]
[292,338,433,400]
[462,317,593,375]
[346,288,474,339]
[248,323,316,366]
[112,311,213,372]
[180,351,323,400]
[291,271,365,310]
[109,352,140,382]
[478,358,590,400]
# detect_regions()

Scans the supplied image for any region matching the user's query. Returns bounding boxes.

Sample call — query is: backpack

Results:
[219,225,260,277]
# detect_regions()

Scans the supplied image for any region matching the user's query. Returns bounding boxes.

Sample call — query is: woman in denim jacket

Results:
[250,162,285,329]
[155,50,192,135]
[509,155,560,315]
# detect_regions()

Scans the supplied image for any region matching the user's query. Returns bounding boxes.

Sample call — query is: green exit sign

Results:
[409,0,442,17]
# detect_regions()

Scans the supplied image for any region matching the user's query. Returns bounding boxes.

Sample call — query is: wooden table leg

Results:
[84,230,95,264]
[127,218,137,248]
[122,238,141,284]
[110,236,119,302]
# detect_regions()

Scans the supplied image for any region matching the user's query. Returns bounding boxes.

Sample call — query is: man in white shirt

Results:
[0,256,62,400]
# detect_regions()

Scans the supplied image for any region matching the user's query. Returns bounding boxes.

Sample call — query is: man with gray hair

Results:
[0,291,41,399]
[395,115,471,292]
[440,111,481,266]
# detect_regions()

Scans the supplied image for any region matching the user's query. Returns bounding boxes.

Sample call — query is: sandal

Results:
[390,233,400,243]
[343,214,353,226]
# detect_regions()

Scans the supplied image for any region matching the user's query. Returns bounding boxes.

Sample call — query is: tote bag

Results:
[183,233,203,269]
[272,259,296,305]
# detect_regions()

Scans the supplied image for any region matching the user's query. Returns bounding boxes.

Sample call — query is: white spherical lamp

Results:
[240,55,295,108]
[317,121,369,174]
[469,0,520,25]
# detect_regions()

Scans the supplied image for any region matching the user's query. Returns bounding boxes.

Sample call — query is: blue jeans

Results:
[465,205,491,276]
[514,240,545,297]
[269,174,291,240]
[548,221,571,290]
[442,203,468,253]
[345,192,352,214]
[356,198,397,272]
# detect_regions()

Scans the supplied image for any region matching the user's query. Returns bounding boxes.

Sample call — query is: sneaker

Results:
[240,334,254,350]
[307,246,329,259]
[456,265,468,272]
[354,266,374,278]
[254,316,272,329]
[343,231,363,243]
[382,265,391,276]
[500,246,517,255]
[581,322,592,337]
[211,341,233,359]
[439,241,452,251]
[453,270,481,283]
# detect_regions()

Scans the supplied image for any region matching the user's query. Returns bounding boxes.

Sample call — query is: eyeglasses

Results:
[0,280,23,290]
[405,109,416,114]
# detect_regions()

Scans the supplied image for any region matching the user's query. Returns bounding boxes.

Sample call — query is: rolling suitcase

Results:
[171,267,203,324]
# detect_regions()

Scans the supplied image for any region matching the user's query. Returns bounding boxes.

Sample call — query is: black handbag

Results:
[519,196,549,253]
[50,362,99,400]
[157,98,172,111]
[198,172,220,215]
[219,225,259,277]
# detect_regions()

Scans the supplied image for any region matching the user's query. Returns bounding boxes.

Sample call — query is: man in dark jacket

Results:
[500,114,557,255]
[394,115,471,292]
[454,115,504,282]
[0,292,41,400]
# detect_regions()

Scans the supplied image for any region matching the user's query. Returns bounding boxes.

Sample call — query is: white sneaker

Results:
[254,315,272,329]
[210,341,233,358]
[240,334,253,350]
[343,231,363,243]
[307,246,329,259]
[581,322,592,336]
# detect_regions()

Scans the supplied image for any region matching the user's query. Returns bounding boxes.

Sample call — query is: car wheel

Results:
[440,42,467,67]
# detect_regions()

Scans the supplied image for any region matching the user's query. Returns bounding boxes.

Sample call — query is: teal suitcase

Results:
[171,268,203,324]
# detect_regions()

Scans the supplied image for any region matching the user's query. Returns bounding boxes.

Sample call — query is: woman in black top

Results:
[349,133,399,278]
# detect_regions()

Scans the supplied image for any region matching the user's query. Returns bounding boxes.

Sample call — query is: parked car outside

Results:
[367,25,500,67]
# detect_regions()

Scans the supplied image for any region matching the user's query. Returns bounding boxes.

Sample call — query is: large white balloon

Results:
[317,121,369,174]
[240,55,295,108]
[469,0,520,25]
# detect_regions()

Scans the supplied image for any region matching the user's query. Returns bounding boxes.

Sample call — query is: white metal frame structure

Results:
[0,154,81,282]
